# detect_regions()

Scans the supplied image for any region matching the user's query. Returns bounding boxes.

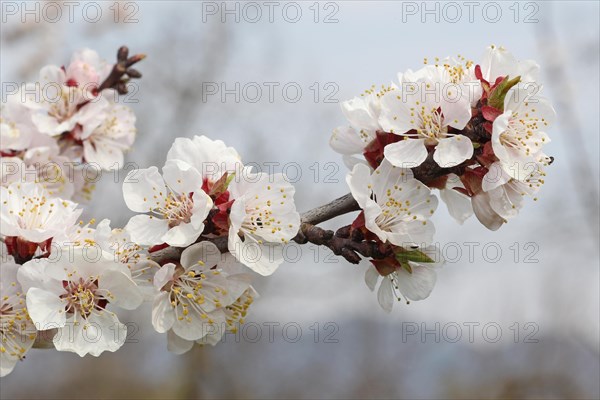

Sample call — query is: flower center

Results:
[414,107,448,142]
[165,266,227,325]
[62,278,109,318]
[500,113,544,157]
[155,193,194,228]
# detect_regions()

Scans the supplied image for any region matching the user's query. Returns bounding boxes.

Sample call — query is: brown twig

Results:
[97,46,146,94]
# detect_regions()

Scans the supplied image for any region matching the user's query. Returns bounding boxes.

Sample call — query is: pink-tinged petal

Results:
[383,139,428,168]
[39,65,66,86]
[125,215,169,246]
[123,166,167,212]
[433,136,473,168]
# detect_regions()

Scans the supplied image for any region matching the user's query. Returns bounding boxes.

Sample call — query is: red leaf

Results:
[371,257,400,277]
[481,105,502,122]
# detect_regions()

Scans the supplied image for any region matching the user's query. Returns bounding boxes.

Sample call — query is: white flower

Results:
[168,286,259,354]
[480,45,539,85]
[227,171,300,276]
[24,66,109,137]
[151,242,253,349]
[95,219,160,301]
[0,157,28,187]
[329,86,395,164]
[0,261,36,377]
[123,161,213,247]
[347,160,438,246]
[414,57,482,106]
[474,161,546,230]
[17,246,143,357]
[491,85,555,181]
[439,173,473,224]
[433,57,482,106]
[379,67,473,168]
[0,98,40,153]
[166,135,243,183]
[365,245,444,312]
[1,143,82,199]
[0,182,81,244]
[64,48,112,90]
[75,104,136,170]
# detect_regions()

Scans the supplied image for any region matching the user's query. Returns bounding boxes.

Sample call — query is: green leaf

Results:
[209,172,236,196]
[225,173,236,187]
[488,75,521,111]
[394,248,435,264]
[400,261,413,274]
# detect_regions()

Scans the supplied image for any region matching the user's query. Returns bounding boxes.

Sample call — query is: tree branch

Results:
[148,117,494,266]
[97,46,146,94]
[148,150,472,265]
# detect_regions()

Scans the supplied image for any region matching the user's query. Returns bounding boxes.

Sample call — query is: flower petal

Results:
[167,329,195,355]
[383,139,428,168]
[25,288,66,328]
[125,214,169,246]
[123,166,167,212]
[377,277,394,313]
[396,265,437,301]
[433,136,473,168]
[364,265,380,292]
[152,291,175,333]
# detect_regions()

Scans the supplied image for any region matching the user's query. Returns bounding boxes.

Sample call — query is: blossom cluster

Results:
[1,48,137,202]
[331,45,555,311]
[0,49,301,377]
[0,45,556,377]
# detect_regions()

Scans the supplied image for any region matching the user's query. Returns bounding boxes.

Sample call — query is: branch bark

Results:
[148,152,468,265]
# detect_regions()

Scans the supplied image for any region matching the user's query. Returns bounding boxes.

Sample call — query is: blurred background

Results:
[1,1,599,399]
